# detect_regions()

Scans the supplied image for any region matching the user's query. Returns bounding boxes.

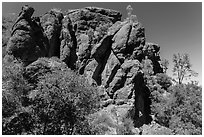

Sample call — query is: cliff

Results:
[3,5,170,135]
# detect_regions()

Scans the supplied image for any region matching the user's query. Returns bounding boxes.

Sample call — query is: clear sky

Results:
[2,2,202,85]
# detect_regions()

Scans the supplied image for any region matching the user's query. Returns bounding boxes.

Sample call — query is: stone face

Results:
[60,15,77,69]
[6,5,48,65]
[112,23,132,54]
[85,7,122,23]
[40,9,63,57]
[67,7,122,32]
[127,22,145,52]
[61,7,121,72]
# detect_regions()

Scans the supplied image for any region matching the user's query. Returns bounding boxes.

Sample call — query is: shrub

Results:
[2,59,101,135]
[2,61,33,134]
[150,82,202,135]
[31,70,100,134]
[167,83,202,135]
[155,73,172,90]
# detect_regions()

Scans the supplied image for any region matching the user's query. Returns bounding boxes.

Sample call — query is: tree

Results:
[172,53,197,84]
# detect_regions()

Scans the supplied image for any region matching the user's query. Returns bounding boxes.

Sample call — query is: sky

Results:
[2,2,202,85]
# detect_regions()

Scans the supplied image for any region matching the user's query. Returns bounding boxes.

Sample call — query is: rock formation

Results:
[4,5,164,135]
[5,5,48,65]
[40,8,63,58]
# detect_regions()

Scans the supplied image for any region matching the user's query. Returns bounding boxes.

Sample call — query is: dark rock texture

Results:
[60,15,77,69]
[62,7,122,73]
[3,5,164,135]
[5,5,48,65]
[40,8,63,57]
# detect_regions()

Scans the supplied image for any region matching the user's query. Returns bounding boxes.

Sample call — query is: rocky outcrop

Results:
[66,7,122,32]
[60,15,77,69]
[40,9,63,57]
[83,15,161,130]
[4,5,165,134]
[5,5,48,65]
[62,7,122,72]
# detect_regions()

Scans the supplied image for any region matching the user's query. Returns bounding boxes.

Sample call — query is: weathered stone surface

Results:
[85,7,122,23]
[41,9,63,57]
[127,22,145,52]
[62,7,121,71]
[60,15,77,69]
[11,5,34,35]
[76,33,91,74]
[5,5,48,65]
[67,7,121,32]
[102,52,121,87]
[78,34,90,61]
[112,23,132,54]
[107,21,127,36]
[84,59,99,85]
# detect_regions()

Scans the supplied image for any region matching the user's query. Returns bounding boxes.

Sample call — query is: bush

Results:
[150,82,202,135]
[30,70,100,134]
[2,60,101,135]
[155,73,172,90]
[2,61,33,134]
[167,83,202,135]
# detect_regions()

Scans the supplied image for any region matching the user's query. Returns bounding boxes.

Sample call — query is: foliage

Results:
[167,83,202,135]
[2,60,101,135]
[141,57,154,76]
[150,82,202,135]
[31,70,100,134]
[2,15,16,57]
[172,53,198,84]
[155,73,172,90]
[160,58,169,73]
[2,61,33,134]
[89,110,136,135]
[142,122,174,135]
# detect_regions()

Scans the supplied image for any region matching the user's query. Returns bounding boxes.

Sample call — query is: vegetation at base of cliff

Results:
[2,60,101,135]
